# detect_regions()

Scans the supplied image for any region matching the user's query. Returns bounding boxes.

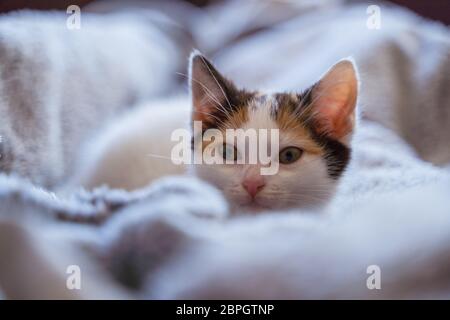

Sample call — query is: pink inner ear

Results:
[318,93,354,137]
[312,60,357,140]
[193,100,215,122]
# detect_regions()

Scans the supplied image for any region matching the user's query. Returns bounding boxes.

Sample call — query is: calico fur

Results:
[71,52,359,212]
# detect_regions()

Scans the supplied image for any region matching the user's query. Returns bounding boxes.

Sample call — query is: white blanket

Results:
[0,0,450,299]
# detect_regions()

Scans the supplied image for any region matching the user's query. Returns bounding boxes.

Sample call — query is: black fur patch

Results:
[308,131,351,179]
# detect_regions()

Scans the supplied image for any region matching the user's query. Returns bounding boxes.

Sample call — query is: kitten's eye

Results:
[279,147,303,164]
[219,143,239,162]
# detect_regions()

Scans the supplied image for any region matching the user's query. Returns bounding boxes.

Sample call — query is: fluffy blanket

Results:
[0,0,450,299]
[0,8,189,187]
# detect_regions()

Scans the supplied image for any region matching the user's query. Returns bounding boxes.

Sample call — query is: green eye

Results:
[219,143,238,162]
[279,147,303,164]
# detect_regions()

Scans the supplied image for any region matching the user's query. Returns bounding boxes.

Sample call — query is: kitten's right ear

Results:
[307,59,359,141]
[189,51,236,122]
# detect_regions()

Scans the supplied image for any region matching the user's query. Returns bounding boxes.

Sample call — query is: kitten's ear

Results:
[308,59,358,140]
[189,51,236,122]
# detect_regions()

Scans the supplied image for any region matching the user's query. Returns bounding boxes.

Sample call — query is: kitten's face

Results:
[189,52,358,212]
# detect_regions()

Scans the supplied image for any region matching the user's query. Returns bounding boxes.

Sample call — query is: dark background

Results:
[0,0,449,25]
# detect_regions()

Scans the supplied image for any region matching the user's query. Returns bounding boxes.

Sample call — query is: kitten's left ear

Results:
[189,51,237,123]
[308,59,359,141]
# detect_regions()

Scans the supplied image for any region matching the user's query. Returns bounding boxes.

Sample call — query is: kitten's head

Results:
[188,51,358,212]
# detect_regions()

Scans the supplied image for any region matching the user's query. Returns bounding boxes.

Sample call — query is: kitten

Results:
[73,51,358,212]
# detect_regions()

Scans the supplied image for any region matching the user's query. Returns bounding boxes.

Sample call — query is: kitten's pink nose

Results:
[242,177,265,198]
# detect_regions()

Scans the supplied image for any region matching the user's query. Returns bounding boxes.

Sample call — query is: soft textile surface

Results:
[1,121,450,299]
[0,0,450,298]
[0,9,188,187]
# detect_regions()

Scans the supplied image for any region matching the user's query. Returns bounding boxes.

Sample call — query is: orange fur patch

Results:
[275,101,323,155]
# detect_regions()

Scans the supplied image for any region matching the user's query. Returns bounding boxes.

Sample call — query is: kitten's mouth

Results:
[239,199,271,213]
[227,192,273,213]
